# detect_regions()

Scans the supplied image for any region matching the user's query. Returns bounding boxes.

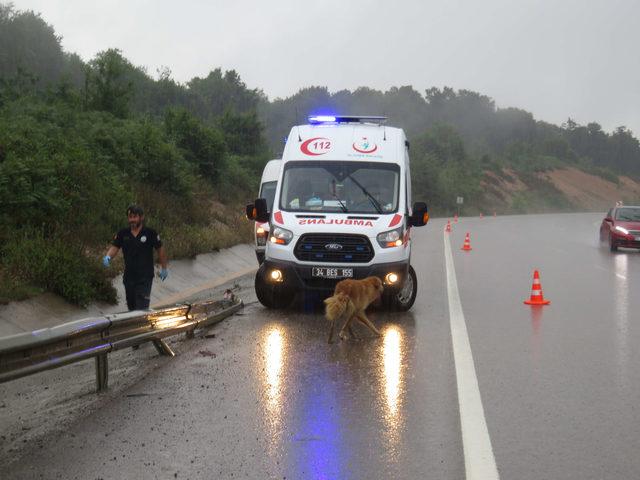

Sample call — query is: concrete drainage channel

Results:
[0,244,259,337]
[0,253,259,465]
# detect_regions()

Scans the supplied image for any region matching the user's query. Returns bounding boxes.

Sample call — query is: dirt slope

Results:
[481,167,640,213]
[542,168,640,210]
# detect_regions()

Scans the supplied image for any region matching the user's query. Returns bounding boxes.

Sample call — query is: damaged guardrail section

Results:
[0,297,243,392]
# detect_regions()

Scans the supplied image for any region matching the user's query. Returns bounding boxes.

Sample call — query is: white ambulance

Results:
[254,159,281,264]
[247,115,429,310]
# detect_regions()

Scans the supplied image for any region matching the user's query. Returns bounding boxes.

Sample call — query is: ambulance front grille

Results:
[294,234,374,263]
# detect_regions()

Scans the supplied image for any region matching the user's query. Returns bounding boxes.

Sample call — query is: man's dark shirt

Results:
[112,227,162,280]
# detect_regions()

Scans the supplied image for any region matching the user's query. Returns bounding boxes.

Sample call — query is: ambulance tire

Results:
[255,271,293,309]
[391,265,417,311]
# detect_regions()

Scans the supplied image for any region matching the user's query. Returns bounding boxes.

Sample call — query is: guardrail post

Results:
[152,339,175,357]
[95,354,108,392]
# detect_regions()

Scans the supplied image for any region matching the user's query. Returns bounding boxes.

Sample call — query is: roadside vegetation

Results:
[1,3,639,304]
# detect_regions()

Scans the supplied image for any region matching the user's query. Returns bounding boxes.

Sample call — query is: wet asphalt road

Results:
[4,212,640,479]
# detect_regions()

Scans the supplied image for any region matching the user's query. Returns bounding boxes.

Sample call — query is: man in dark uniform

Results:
[102,204,168,310]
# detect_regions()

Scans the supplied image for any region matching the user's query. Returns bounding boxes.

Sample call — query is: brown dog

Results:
[324,276,384,343]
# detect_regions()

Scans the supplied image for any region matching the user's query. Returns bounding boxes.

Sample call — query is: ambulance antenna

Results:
[295,107,302,141]
[382,111,387,141]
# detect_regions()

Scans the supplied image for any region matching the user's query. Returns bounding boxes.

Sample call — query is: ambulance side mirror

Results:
[410,202,429,226]
[253,198,270,223]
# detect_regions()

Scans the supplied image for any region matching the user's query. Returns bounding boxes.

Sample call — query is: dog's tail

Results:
[324,293,352,322]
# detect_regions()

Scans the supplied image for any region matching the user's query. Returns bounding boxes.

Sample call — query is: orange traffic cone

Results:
[461,232,472,251]
[445,220,451,233]
[454,214,458,223]
[524,270,550,305]
[480,212,484,219]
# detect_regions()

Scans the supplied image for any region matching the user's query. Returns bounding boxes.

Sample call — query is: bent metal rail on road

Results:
[0,298,243,392]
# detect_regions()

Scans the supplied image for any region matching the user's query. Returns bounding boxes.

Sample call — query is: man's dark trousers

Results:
[124,277,153,310]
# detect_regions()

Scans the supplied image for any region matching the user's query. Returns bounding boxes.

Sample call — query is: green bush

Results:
[1,230,117,306]
[163,224,235,259]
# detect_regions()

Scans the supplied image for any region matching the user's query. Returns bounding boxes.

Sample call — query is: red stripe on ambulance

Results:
[388,214,402,227]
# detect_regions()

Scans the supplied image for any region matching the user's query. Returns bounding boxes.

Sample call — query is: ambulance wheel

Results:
[392,265,417,311]
[255,271,293,309]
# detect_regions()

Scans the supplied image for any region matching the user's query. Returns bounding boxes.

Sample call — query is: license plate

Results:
[312,267,353,279]
[635,236,640,241]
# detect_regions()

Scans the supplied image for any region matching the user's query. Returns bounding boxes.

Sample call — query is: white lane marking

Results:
[444,231,500,480]
[616,273,627,280]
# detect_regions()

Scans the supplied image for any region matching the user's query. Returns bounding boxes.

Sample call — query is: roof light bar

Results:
[308,115,388,125]
[308,115,336,123]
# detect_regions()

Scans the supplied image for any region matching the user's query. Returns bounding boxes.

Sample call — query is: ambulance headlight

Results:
[270,226,293,245]
[377,227,404,248]
[385,273,399,285]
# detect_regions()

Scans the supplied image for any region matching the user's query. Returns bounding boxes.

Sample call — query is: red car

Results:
[600,206,640,251]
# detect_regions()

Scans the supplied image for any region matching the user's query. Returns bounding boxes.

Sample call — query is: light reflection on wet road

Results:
[380,326,404,462]
[262,326,286,455]
[256,318,421,479]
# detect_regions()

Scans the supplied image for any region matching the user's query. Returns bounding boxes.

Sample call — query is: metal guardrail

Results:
[0,297,243,392]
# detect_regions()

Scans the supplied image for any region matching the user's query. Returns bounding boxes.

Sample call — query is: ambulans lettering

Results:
[298,219,374,227]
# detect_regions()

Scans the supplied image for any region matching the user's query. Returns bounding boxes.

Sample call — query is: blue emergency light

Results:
[308,115,336,123]
[308,115,387,125]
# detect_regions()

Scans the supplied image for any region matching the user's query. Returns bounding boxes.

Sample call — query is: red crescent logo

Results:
[353,142,378,154]
[300,137,331,156]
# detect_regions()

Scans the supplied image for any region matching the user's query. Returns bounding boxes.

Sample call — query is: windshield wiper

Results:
[332,193,348,212]
[347,174,383,214]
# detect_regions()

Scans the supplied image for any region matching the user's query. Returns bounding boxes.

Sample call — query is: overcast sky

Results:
[12,0,640,135]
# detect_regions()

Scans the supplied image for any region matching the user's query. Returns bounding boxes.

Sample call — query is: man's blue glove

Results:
[159,268,168,281]
[102,255,111,267]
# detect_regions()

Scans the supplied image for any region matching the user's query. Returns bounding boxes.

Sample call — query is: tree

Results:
[0,5,65,85]
[164,108,227,182]
[218,109,265,156]
[85,49,134,118]
[187,68,263,122]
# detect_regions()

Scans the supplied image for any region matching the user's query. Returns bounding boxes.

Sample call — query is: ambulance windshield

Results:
[279,161,400,214]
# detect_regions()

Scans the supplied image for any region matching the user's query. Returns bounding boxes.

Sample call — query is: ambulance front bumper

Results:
[258,259,410,293]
